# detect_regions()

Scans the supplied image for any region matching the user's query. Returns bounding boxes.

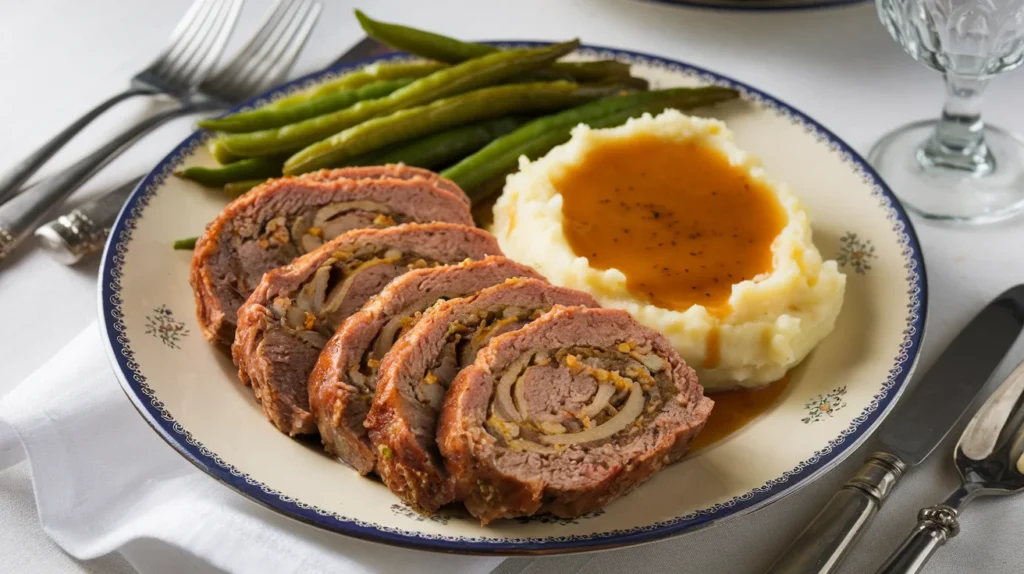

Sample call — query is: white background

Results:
[2,0,1024,572]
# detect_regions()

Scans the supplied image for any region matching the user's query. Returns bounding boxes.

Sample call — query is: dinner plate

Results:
[642,0,868,11]
[99,43,926,555]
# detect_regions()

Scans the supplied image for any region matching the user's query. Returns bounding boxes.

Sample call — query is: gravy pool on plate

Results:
[491,109,846,391]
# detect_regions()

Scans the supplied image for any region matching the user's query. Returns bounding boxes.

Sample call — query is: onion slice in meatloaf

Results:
[309,256,543,475]
[365,278,599,514]
[438,305,714,524]
[190,165,473,345]
[232,223,501,436]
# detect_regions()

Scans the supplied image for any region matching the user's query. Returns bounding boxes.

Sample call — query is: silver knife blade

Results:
[35,36,391,265]
[879,284,1024,465]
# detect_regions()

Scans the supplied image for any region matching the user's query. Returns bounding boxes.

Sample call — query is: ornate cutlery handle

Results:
[875,505,960,574]
[0,101,215,261]
[34,177,141,265]
[0,88,153,206]
[766,452,906,574]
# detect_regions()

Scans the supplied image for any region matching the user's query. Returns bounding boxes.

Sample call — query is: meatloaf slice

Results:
[297,164,470,206]
[190,174,472,345]
[438,306,714,524]
[232,223,501,436]
[365,279,599,514]
[309,256,543,475]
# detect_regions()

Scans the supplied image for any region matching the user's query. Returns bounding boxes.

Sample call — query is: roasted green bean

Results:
[441,86,740,200]
[175,157,283,187]
[343,116,527,169]
[208,139,240,164]
[199,78,416,133]
[224,179,267,197]
[269,60,446,109]
[354,10,631,82]
[173,237,198,250]
[218,41,580,159]
[284,81,626,175]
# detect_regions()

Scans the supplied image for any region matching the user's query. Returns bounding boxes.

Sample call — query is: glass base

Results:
[868,120,1024,224]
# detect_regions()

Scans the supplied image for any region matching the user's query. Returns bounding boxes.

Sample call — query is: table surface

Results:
[4,0,1024,572]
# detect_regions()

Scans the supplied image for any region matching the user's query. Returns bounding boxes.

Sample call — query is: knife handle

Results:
[766,452,907,574]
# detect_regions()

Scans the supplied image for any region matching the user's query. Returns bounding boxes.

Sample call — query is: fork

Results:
[0,0,322,261]
[0,0,243,205]
[875,358,1024,573]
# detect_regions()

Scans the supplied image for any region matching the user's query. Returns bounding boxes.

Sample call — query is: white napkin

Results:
[0,325,503,574]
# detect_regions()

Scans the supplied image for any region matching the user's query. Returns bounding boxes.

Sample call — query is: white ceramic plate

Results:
[641,0,868,11]
[99,43,926,555]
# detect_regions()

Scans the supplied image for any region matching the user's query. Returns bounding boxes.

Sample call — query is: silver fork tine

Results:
[252,1,317,89]
[246,1,320,93]
[179,0,244,88]
[205,0,320,99]
[216,0,301,90]
[0,0,243,205]
[149,0,210,76]
[154,0,221,81]
[169,0,240,89]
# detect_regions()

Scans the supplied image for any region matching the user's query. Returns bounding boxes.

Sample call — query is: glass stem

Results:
[918,73,995,174]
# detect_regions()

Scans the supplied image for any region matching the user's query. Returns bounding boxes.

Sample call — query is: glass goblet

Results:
[871,0,1024,224]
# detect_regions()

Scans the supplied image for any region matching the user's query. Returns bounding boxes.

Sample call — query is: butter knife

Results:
[767,284,1024,574]
[33,36,391,265]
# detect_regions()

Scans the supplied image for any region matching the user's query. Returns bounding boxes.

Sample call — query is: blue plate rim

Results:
[98,41,927,555]
[639,0,869,12]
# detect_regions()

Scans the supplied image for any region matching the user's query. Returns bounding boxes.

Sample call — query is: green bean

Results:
[441,86,740,199]
[354,10,631,82]
[175,157,283,187]
[284,81,627,175]
[173,237,198,250]
[269,60,446,109]
[343,117,528,170]
[224,179,267,197]
[220,41,580,159]
[208,139,240,164]
[199,78,416,133]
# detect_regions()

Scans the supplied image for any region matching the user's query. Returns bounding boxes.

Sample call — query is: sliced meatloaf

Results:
[438,306,714,524]
[298,164,470,206]
[190,173,472,345]
[309,256,543,475]
[232,223,501,436]
[365,279,599,514]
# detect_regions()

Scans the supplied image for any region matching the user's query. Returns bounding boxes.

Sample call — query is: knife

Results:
[767,284,1024,574]
[33,36,391,265]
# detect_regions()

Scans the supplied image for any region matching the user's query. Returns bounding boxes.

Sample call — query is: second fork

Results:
[0,0,321,261]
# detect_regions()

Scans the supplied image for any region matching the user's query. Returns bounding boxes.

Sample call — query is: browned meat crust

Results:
[309,256,543,475]
[190,169,472,345]
[365,279,599,514]
[232,223,501,436]
[438,306,714,524]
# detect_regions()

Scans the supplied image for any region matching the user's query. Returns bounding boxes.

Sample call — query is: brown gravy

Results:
[554,136,786,313]
[690,373,791,452]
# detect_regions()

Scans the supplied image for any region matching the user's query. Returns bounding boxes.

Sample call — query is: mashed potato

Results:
[491,110,846,390]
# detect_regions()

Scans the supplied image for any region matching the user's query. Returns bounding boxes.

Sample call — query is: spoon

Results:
[876,358,1024,573]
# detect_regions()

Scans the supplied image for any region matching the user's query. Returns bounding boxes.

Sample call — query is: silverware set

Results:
[770,285,1024,573]
[0,0,322,261]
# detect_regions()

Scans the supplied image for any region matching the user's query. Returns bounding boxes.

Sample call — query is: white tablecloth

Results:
[2,0,1024,572]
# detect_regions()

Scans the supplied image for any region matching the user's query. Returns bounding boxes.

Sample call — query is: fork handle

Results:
[0,87,154,205]
[0,100,213,260]
[766,452,907,574]
[875,505,960,574]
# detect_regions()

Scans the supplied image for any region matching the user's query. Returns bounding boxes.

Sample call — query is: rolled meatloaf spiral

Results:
[299,165,470,206]
[438,305,714,525]
[365,278,599,514]
[309,256,543,475]
[190,165,473,345]
[232,223,501,436]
